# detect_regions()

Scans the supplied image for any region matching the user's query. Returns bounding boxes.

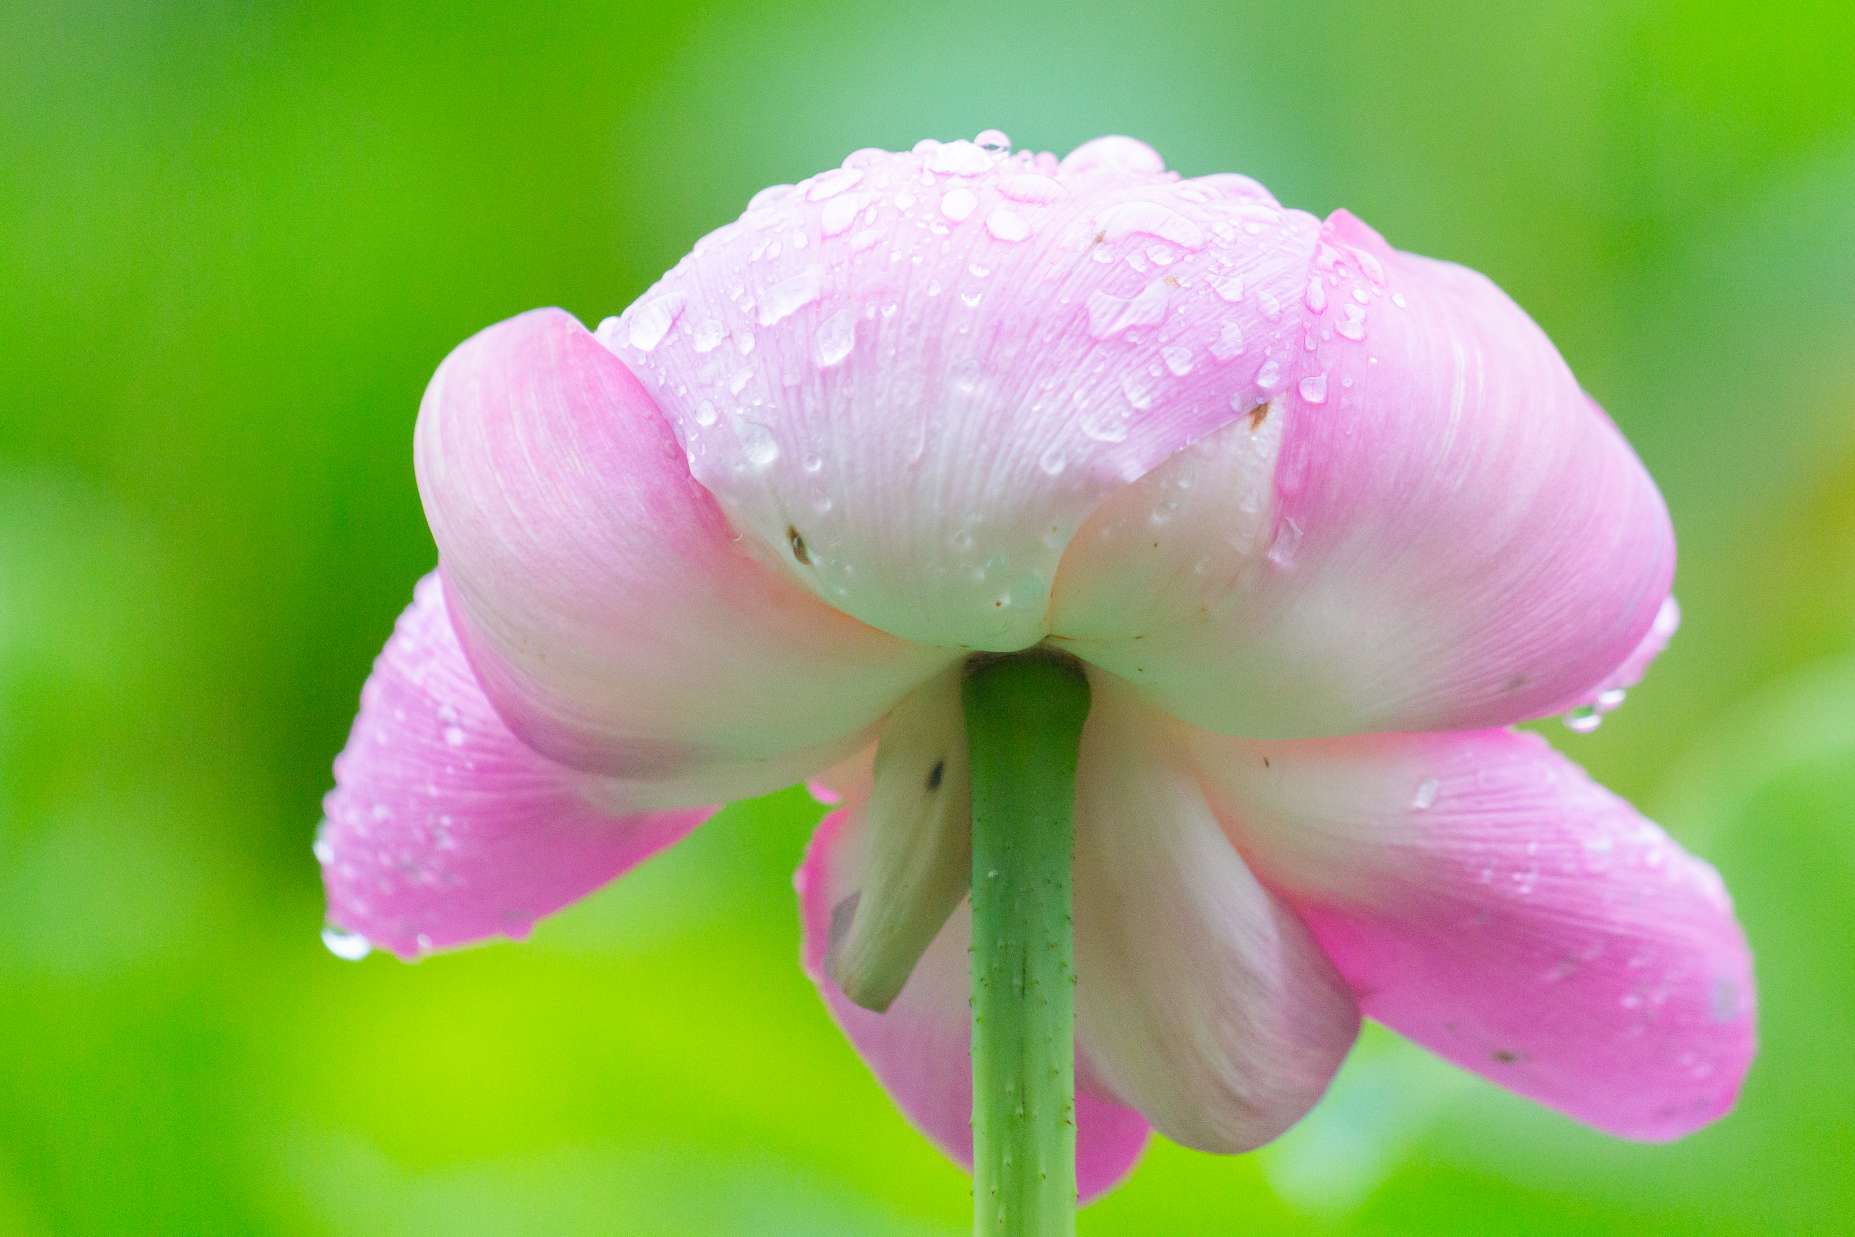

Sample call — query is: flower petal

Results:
[415,307,950,794]
[1189,725,1756,1140]
[606,138,1323,652]
[1071,681,1361,1152]
[319,575,712,959]
[1052,210,1674,737]
[796,805,1150,1203]
[825,667,971,1012]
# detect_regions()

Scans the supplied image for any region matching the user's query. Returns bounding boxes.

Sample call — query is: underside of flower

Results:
[319,131,1756,1213]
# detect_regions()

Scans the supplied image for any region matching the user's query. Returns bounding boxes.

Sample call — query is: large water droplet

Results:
[321,923,372,962]
[1097,200,1206,250]
[820,191,869,237]
[813,309,856,368]
[757,268,823,326]
[1085,280,1170,339]
[1304,278,1328,314]
[1210,320,1245,361]
[1255,357,1284,390]
[973,128,1012,152]
[985,206,1031,242]
[927,140,994,176]
[940,187,977,222]
[806,167,864,201]
[627,293,685,352]
[1336,303,1368,341]
[999,173,1065,204]
[1297,372,1328,405]
[736,421,780,469]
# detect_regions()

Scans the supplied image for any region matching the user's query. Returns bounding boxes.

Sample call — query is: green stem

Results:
[963,652,1090,1237]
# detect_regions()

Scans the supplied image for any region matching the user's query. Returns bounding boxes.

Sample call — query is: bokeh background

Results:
[4,1,1853,1232]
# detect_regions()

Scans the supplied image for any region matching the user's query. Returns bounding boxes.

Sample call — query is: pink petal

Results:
[1071,682,1360,1152]
[1051,209,1674,737]
[415,308,949,794]
[796,806,1150,1203]
[320,575,712,959]
[605,138,1323,653]
[1190,726,1756,1140]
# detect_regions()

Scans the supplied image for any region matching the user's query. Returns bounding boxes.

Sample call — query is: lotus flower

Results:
[319,133,1755,1202]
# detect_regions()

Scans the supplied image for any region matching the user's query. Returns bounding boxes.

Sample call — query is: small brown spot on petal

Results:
[787,525,810,565]
[1248,402,1270,431]
[1092,230,1106,245]
[1492,1049,1521,1064]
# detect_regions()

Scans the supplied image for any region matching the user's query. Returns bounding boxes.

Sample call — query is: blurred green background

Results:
[3,1,1853,1232]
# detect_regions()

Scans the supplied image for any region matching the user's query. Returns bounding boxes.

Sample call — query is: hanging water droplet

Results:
[321,923,372,961]
[974,128,1012,152]
[1563,705,1603,733]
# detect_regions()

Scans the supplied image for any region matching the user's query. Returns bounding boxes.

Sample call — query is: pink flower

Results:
[320,134,1755,1199]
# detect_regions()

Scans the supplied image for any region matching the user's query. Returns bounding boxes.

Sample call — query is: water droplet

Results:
[1085,279,1170,339]
[941,186,977,222]
[1210,320,1245,361]
[442,725,466,748]
[321,923,372,962]
[693,398,719,427]
[1336,303,1367,341]
[928,140,994,176]
[311,823,333,865]
[820,191,869,237]
[1563,705,1603,733]
[1412,778,1439,810]
[627,293,684,352]
[1037,443,1067,476]
[736,421,780,469]
[985,206,1030,243]
[1266,516,1303,568]
[1255,357,1284,390]
[1079,404,1130,443]
[1162,345,1195,376]
[691,318,726,353]
[1212,274,1245,303]
[757,268,823,325]
[806,167,864,201]
[1304,278,1328,314]
[1119,370,1155,410]
[1258,289,1282,320]
[1097,200,1206,250]
[974,128,1012,152]
[998,173,1065,204]
[813,308,856,367]
[1297,372,1328,405]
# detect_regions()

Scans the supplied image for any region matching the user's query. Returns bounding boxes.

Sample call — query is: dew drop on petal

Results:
[692,318,727,353]
[321,923,372,962]
[1097,200,1206,250]
[1304,278,1328,314]
[820,191,868,237]
[1337,303,1368,341]
[1212,274,1245,303]
[985,206,1031,242]
[806,167,864,201]
[813,308,856,368]
[928,140,994,176]
[1210,320,1245,361]
[974,128,1012,152]
[627,293,684,352]
[941,187,978,222]
[757,268,823,325]
[737,421,781,469]
[1563,705,1603,733]
[1162,345,1195,376]
[1298,372,1328,405]
[1255,357,1284,390]
[1412,778,1440,810]
[998,173,1065,204]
